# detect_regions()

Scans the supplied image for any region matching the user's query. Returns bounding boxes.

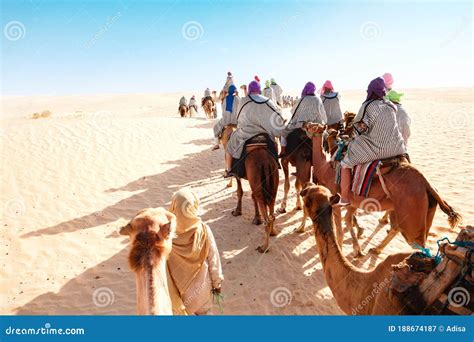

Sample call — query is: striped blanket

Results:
[351,160,380,197]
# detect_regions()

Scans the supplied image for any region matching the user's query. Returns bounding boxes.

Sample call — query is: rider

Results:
[179,96,187,111]
[339,77,406,205]
[270,78,283,107]
[320,80,343,128]
[263,80,276,103]
[225,80,286,177]
[387,90,411,147]
[212,84,240,150]
[279,82,327,158]
[222,72,233,92]
[188,95,198,112]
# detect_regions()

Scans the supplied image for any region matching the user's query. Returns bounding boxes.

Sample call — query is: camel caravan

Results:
[123,72,472,316]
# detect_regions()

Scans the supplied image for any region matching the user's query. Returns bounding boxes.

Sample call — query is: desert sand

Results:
[0,88,472,315]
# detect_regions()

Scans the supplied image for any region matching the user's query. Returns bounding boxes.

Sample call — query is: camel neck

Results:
[136,259,172,315]
[312,210,368,314]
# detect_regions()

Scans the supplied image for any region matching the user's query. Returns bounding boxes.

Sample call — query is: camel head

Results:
[305,123,326,135]
[120,207,176,271]
[300,183,340,233]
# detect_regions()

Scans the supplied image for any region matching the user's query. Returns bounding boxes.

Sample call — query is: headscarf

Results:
[382,73,394,89]
[301,81,316,97]
[270,78,276,85]
[366,77,386,101]
[265,80,271,88]
[167,189,210,295]
[227,71,232,76]
[248,80,261,94]
[386,90,404,104]
[225,84,237,112]
[321,80,334,94]
[254,75,260,83]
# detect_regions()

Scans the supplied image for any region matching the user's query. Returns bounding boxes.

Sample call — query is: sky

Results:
[1,0,473,96]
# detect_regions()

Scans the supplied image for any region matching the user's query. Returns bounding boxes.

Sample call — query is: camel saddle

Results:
[231,133,279,179]
[389,227,474,315]
[284,128,312,162]
[376,154,410,177]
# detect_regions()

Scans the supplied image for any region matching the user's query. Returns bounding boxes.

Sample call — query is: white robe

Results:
[226,94,286,159]
[395,103,411,146]
[213,95,241,137]
[321,92,343,125]
[285,95,327,133]
[270,83,283,104]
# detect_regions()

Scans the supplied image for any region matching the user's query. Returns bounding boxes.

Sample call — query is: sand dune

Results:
[0,88,472,315]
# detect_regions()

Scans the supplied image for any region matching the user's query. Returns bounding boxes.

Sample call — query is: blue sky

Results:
[1,0,472,95]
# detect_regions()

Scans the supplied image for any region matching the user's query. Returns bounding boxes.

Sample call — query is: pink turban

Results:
[382,73,394,89]
[321,80,334,94]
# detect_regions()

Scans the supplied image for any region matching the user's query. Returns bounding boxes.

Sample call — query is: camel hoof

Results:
[231,210,242,217]
[379,218,389,225]
[252,217,263,225]
[226,183,232,188]
[256,246,269,253]
[270,230,277,237]
[357,228,365,239]
[294,226,305,234]
[354,250,365,258]
[276,207,286,214]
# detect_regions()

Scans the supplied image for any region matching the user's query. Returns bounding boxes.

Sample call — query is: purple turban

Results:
[301,82,316,97]
[366,77,386,101]
[248,80,261,95]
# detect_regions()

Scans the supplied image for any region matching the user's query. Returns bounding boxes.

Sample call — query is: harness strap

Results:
[376,165,391,199]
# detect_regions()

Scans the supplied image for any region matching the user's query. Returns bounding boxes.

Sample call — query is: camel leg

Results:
[333,206,344,248]
[295,159,311,211]
[277,159,290,214]
[269,201,277,236]
[256,201,272,253]
[294,205,307,233]
[352,215,364,239]
[252,193,263,225]
[231,177,243,216]
[345,206,364,257]
[370,211,399,254]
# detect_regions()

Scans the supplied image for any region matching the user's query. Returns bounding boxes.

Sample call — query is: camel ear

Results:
[300,182,315,197]
[160,212,176,240]
[330,194,341,206]
[119,223,132,236]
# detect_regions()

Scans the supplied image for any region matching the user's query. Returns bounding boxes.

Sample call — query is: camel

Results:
[178,105,188,118]
[231,142,279,253]
[220,124,237,188]
[239,84,248,97]
[202,97,216,119]
[307,122,461,256]
[277,129,313,232]
[119,207,176,315]
[300,183,413,314]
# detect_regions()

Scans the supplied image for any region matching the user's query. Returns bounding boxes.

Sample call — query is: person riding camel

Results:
[387,90,411,147]
[338,77,406,205]
[279,82,327,158]
[222,72,233,93]
[320,80,343,129]
[270,78,283,107]
[188,95,198,112]
[382,72,394,91]
[204,87,212,99]
[212,84,240,150]
[225,80,286,178]
[179,96,187,108]
[263,80,276,103]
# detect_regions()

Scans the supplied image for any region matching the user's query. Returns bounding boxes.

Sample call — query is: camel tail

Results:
[424,178,462,228]
[260,164,273,205]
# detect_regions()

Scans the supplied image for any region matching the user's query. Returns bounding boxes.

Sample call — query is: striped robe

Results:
[213,96,241,138]
[285,95,327,134]
[226,94,286,159]
[342,99,406,168]
[263,87,276,103]
[179,96,187,106]
[321,92,343,125]
[395,103,411,146]
[271,83,283,105]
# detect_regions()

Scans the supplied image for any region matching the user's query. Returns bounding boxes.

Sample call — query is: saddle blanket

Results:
[231,134,278,178]
[351,160,380,197]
